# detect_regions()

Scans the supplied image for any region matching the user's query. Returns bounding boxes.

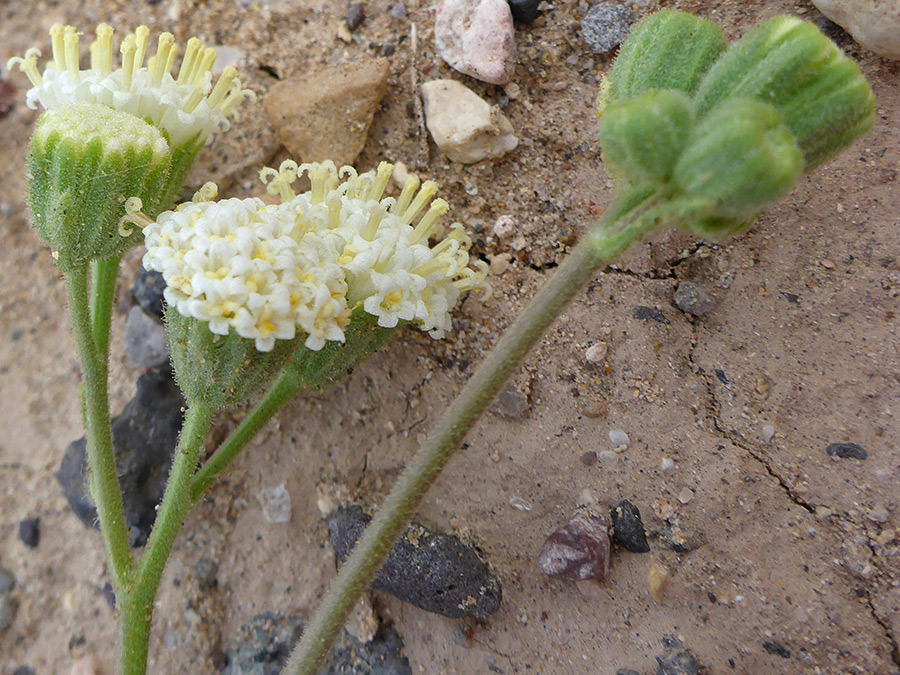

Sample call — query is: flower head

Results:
[8,23,253,148]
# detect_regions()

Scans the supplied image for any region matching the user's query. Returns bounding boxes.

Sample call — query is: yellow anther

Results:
[207,65,236,108]
[151,32,175,86]
[176,37,201,85]
[134,25,150,71]
[192,182,219,202]
[63,26,80,78]
[7,48,43,87]
[49,23,66,70]
[219,80,255,115]
[409,198,449,244]
[368,162,394,202]
[306,161,339,204]
[164,42,177,75]
[89,24,113,73]
[120,34,137,91]
[191,47,217,88]
[395,175,420,218]
[401,180,439,225]
[118,197,153,236]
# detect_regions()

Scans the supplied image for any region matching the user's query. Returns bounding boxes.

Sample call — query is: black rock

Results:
[56,369,186,547]
[508,0,541,24]
[225,612,303,675]
[132,268,167,321]
[12,667,36,675]
[347,3,365,31]
[763,640,791,659]
[610,500,650,553]
[826,442,867,460]
[17,518,40,548]
[656,650,699,675]
[674,282,714,316]
[327,505,502,620]
[581,3,632,55]
[632,306,670,324]
[324,623,412,675]
[616,670,640,675]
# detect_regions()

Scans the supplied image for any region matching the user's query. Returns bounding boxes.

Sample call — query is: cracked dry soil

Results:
[1,0,899,673]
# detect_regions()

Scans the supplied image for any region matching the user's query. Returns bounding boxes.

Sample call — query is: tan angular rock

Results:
[812,0,900,59]
[263,60,390,166]
[421,79,518,164]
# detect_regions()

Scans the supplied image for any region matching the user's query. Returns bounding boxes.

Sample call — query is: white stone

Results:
[258,484,292,523]
[493,214,516,238]
[585,342,608,363]
[812,0,900,59]
[761,424,776,444]
[435,0,516,84]
[421,79,518,164]
[660,457,675,471]
[608,429,629,447]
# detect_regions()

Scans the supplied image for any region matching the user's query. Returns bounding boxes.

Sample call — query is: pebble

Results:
[599,450,618,463]
[673,282,714,316]
[490,388,529,417]
[12,667,36,675]
[225,612,304,675]
[866,505,889,523]
[263,60,389,167]
[655,645,699,674]
[57,369,185,547]
[581,3,632,54]
[18,518,40,548]
[346,3,365,31]
[0,567,15,594]
[449,627,472,648]
[208,45,244,74]
[610,500,650,553]
[435,0,516,85]
[647,562,669,602]
[510,496,533,512]
[761,425,776,444]
[812,0,900,59]
[258,484,292,524]
[826,442,867,460]
[677,488,693,505]
[654,525,706,554]
[762,640,791,659]
[632,305,670,324]
[390,2,407,20]
[580,450,598,466]
[616,670,640,675]
[508,0,541,24]
[421,79,519,164]
[660,457,675,471]
[327,505,502,619]
[585,342,608,363]
[536,508,611,582]
[493,214,516,238]
[608,429,629,447]
[0,595,16,631]
[70,655,102,675]
[123,306,170,369]
[132,268,167,321]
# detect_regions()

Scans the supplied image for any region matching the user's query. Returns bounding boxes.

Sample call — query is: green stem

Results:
[190,372,302,504]
[90,255,121,357]
[117,403,216,675]
[64,267,134,592]
[281,189,664,675]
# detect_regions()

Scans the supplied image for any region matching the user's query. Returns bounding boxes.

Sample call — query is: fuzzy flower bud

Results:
[27,102,171,270]
[694,16,875,168]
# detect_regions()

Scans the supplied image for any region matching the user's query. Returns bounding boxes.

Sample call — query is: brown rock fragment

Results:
[537,508,611,582]
[263,60,390,167]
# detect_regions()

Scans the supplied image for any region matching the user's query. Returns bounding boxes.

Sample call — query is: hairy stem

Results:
[281,189,663,675]
[90,255,121,358]
[117,403,216,675]
[64,267,134,593]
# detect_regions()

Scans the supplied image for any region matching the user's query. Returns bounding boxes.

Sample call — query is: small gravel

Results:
[581,3,632,54]
[674,282,714,316]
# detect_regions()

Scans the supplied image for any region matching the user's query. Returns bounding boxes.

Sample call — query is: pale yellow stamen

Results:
[400,180,439,225]
[191,47,217,87]
[63,26,80,79]
[328,197,343,230]
[164,42,177,75]
[90,24,114,74]
[182,87,205,113]
[220,81,255,115]
[149,32,174,86]
[192,182,219,203]
[362,205,386,241]
[306,162,339,204]
[368,162,394,202]
[207,65,237,108]
[176,37,201,85]
[118,197,153,236]
[49,23,66,70]
[259,160,298,202]
[7,48,43,87]
[133,25,150,71]
[409,198,449,244]
[394,175,420,217]
[120,34,137,91]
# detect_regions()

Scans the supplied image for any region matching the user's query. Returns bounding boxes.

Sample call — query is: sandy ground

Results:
[1,0,899,673]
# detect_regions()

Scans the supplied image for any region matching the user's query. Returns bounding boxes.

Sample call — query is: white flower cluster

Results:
[8,23,252,147]
[140,161,488,352]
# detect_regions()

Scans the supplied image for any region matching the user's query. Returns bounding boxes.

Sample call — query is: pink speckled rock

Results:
[435,0,516,85]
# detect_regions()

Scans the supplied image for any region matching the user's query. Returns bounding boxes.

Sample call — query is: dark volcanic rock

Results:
[17,518,40,548]
[674,281,714,316]
[324,623,412,675]
[610,500,650,553]
[656,636,700,675]
[763,640,791,659]
[508,0,541,24]
[327,505,502,620]
[56,369,185,547]
[826,442,867,460]
[225,612,303,675]
[632,305,670,324]
[131,268,167,321]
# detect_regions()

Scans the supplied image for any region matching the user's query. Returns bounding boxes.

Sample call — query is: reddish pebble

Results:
[347,3,366,31]
[536,508,611,582]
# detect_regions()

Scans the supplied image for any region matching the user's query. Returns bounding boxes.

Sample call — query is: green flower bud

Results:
[27,102,171,270]
[167,309,300,410]
[599,89,694,184]
[600,10,727,113]
[694,16,875,168]
[674,99,803,222]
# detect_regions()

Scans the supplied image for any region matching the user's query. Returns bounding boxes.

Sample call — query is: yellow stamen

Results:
[164,42,177,75]
[328,196,343,229]
[307,162,338,204]
[259,160,298,202]
[182,88,205,113]
[90,24,114,73]
[368,162,394,202]
[120,34,137,91]
[362,205,385,241]
[394,175,420,218]
[176,37,201,85]
[63,26,80,79]
[401,180,439,225]
[191,47,217,88]
[220,81,255,115]
[118,197,153,236]
[150,32,174,86]
[7,48,43,87]
[133,25,150,71]
[409,198,449,244]
[192,182,219,203]
[207,65,237,108]
[49,23,66,70]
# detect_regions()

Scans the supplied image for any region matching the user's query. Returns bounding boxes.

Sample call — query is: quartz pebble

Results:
[70,655,102,675]
[435,0,516,85]
[390,2,407,20]
[493,214,516,238]
[509,496,533,512]
[661,457,675,471]
[581,3,632,54]
[537,509,612,582]
[647,561,669,602]
[258,484,292,523]
[812,0,900,59]
[608,429,629,447]
[585,342,608,363]
[677,487,694,504]
[421,79,518,164]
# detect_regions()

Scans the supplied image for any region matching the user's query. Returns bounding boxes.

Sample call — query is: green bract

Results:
[674,98,803,220]
[27,102,171,270]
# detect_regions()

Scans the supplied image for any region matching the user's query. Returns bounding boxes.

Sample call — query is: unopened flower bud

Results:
[694,16,875,168]
[599,10,727,114]
[674,99,803,221]
[599,89,694,184]
[27,102,171,270]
